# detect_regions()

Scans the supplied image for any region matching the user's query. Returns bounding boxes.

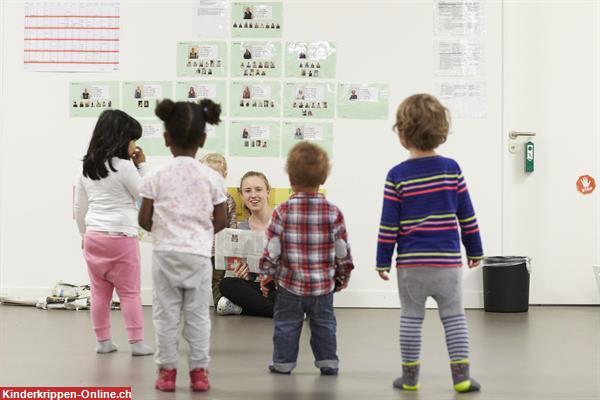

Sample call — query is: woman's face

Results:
[241,175,269,213]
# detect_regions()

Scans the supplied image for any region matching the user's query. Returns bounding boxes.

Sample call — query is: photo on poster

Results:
[285,42,336,79]
[175,80,227,116]
[283,82,334,119]
[229,120,281,157]
[70,81,119,118]
[122,82,172,118]
[231,41,282,78]
[230,81,281,117]
[177,41,227,77]
[337,83,389,120]
[231,2,283,38]
[282,122,333,158]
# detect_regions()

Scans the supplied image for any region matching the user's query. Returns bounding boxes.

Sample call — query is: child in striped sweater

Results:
[377,94,483,393]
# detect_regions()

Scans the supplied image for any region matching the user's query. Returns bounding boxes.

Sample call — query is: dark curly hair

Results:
[155,98,221,149]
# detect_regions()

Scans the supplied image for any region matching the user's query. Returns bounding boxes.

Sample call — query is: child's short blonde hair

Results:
[201,153,228,178]
[394,94,450,151]
[286,142,330,188]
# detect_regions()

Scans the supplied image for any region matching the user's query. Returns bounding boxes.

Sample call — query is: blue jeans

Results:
[271,287,338,372]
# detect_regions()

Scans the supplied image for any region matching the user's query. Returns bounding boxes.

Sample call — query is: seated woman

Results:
[217,171,276,317]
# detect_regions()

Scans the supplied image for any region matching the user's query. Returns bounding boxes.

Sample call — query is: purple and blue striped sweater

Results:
[376,156,483,270]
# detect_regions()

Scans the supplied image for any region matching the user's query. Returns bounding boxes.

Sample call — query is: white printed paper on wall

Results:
[435,40,484,76]
[436,81,487,119]
[434,0,484,36]
[195,0,229,38]
[24,2,120,72]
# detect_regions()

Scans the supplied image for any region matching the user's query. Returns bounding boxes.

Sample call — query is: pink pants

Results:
[83,231,144,342]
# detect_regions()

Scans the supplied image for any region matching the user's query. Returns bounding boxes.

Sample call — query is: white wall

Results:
[1,0,504,307]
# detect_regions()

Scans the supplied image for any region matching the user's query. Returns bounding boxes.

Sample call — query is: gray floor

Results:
[0,306,599,400]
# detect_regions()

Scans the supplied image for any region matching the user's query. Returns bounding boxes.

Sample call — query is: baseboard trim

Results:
[0,287,485,308]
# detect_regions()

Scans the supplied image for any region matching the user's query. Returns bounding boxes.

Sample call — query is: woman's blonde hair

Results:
[200,153,228,178]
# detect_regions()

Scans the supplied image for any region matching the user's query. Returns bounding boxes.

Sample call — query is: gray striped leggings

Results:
[397,267,470,363]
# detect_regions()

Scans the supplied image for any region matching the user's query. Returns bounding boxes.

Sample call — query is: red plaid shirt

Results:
[258,192,354,296]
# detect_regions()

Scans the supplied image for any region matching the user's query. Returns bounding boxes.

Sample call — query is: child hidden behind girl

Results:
[138,99,226,392]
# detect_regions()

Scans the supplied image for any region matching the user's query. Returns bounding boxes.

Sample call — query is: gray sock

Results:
[393,362,420,390]
[130,341,154,356]
[96,340,118,354]
[451,361,481,392]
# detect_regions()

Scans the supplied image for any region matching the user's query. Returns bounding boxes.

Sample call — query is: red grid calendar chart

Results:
[24,2,120,72]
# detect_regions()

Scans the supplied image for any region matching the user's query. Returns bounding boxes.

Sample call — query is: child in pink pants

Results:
[74,109,153,356]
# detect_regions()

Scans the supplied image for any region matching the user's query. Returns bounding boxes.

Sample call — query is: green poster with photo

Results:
[285,42,336,79]
[229,120,280,157]
[282,122,333,158]
[230,80,281,117]
[231,2,282,38]
[231,41,282,78]
[175,81,227,116]
[177,41,227,78]
[283,82,335,119]
[138,119,226,157]
[337,83,390,119]
[137,120,169,157]
[70,81,119,118]
[122,82,172,118]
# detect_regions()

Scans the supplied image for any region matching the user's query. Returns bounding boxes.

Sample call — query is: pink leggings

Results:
[83,231,144,342]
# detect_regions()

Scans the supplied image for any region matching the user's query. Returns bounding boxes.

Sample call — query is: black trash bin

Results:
[482,256,530,313]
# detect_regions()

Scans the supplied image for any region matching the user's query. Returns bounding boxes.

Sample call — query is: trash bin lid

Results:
[482,256,529,267]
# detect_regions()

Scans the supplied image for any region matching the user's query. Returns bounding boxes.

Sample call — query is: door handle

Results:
[509,130,537,139]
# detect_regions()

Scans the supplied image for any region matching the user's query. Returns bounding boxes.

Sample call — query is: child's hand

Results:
[378,270,390,281]
[468,259,481,269]
[132,146,146,166]
[334,278,348,292]
[234,263,250,280]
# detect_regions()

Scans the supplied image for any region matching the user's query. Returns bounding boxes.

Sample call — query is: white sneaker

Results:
[216,297,242,315]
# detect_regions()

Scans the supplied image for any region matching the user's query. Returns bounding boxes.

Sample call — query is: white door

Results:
[503,1,600,304]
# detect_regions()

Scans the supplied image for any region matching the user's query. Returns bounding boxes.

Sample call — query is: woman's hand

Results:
[234,262,250,280]
[132,146,146,166]
[260,276,274,297]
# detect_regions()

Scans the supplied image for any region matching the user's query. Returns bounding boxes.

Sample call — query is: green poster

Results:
[229,120,281,157]
[231,2,282,38]
[70,81,119,118]
[231,41,282,78]
[337,83,390,119]
[122,82,172,118]
[138,119,226,157]
[230,80,281,117]
[283,82,334,119]
[137,120,169,157]
[177,41,227,78]
[282,122,333,158]
[175,81,227,116]
[285,42,336,79]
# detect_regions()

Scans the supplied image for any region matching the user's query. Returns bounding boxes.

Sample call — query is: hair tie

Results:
[203,107,208,113]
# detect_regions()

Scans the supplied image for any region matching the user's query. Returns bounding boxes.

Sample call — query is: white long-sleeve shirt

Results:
[74,158,147,237]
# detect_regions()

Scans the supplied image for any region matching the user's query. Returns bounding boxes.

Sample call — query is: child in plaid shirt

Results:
[258,142,354,375]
